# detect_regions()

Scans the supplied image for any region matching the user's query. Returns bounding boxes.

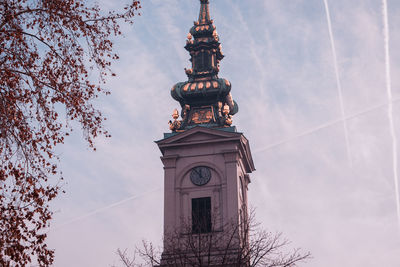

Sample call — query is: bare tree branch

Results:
[0,0,141,265]
[116,208,310,267]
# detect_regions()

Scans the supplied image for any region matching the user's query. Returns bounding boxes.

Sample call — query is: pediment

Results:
[156,126,255,173]
[173,131,222,143]
[157,126,241,146]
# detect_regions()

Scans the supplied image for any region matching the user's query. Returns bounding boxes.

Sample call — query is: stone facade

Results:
[156,127,255,266]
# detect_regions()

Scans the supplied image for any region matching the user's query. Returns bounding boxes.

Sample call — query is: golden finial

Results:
[172,109,179,119]
[169,109,181,131]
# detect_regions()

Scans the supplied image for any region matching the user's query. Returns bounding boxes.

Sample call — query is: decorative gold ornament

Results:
[172,109,179,119]
[183,83,190,92]
[169,109,182,131]
[217,101,223,117]
[205,110,213,120]
[222,104,233,126]
[191,112,200,123]
[223,104,230,115]
[185,68,193,75]
[187,33,192,40]
[191,110,213,124]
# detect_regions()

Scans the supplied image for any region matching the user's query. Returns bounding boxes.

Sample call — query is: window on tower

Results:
[194,52,211,72]
[192,197,211,233]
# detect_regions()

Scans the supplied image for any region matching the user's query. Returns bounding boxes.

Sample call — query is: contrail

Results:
[52,187,162,230]
[323,0,353,167]
[253,97,400,154]
[382,0,400,230]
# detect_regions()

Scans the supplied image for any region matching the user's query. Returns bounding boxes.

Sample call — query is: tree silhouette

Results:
[115,209,310,267]
[0,0,140,265]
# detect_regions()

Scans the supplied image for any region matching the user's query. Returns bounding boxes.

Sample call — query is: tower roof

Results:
[168,0,239,132]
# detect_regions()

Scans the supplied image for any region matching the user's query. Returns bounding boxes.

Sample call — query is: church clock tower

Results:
[156,1,255,265]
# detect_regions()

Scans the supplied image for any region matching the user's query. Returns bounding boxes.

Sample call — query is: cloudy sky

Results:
[47,0,400,266]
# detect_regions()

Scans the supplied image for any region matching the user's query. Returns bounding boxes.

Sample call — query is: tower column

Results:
[160,155,178,237]
[224,150,240,226]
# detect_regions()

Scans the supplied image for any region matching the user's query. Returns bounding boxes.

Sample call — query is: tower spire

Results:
[198,0,211,24]
[168,0,239,132]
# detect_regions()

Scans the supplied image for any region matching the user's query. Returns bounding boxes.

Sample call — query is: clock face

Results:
[190,166,211,186]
